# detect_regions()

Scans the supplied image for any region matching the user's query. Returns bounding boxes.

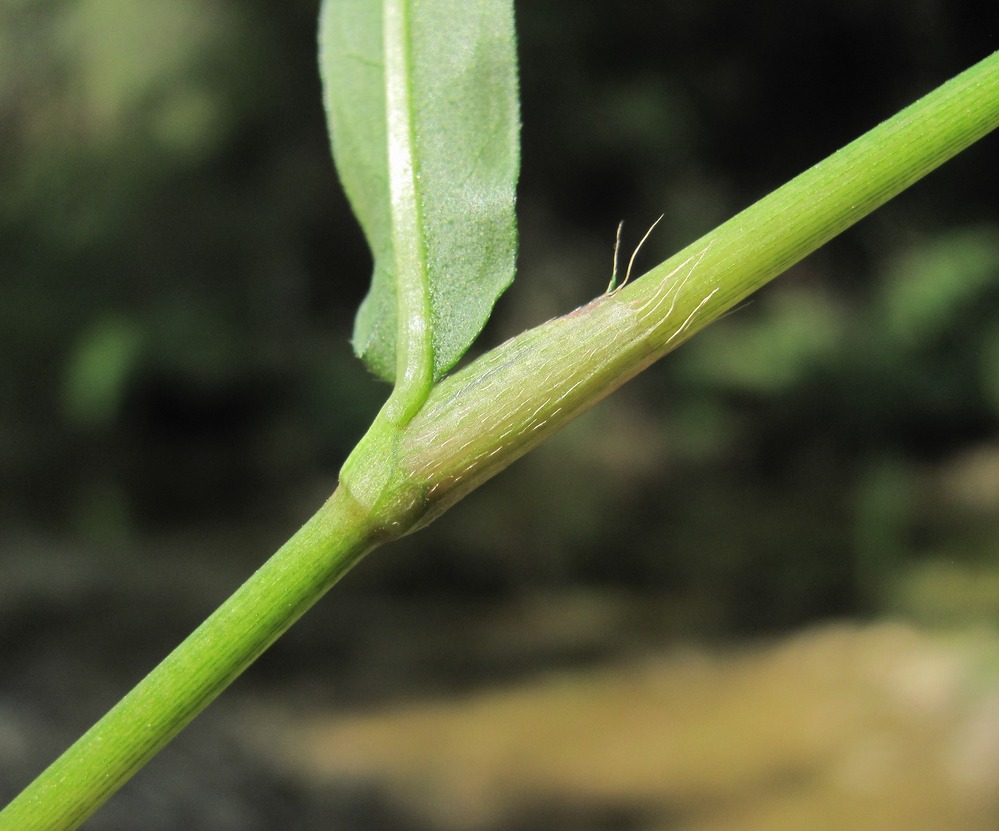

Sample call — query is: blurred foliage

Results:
[1,0,998,634]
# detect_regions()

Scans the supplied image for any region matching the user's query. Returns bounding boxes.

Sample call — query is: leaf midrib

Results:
[383,0,433,423]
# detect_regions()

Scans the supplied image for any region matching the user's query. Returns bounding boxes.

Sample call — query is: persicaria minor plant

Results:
[2,1,998,827]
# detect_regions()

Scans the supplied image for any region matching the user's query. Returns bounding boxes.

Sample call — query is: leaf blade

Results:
[319,0,396,382]
[320,0,520,387]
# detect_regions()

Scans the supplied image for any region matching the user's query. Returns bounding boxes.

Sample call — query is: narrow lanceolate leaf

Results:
[319,0,520,390]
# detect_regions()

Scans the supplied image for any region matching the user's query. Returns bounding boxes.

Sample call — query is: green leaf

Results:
[319,0,520,387]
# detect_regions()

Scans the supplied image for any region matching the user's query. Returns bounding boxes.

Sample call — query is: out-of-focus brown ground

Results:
[5,545,999,829]
[239,621,999,831]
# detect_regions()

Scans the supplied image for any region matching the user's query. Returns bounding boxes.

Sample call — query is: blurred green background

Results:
[2,1,999,829]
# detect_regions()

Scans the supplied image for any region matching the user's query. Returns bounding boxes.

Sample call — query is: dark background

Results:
[2,1,998,828]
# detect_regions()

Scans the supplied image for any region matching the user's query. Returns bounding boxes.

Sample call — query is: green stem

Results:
[628,48,999,350]
[0,488,380,831]
[3,49,997,831]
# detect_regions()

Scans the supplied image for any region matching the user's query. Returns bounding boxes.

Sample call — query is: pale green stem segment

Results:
[399,49,999,524]
[0,489,382,831]
[628,48,999,353]
[2,50,998,831]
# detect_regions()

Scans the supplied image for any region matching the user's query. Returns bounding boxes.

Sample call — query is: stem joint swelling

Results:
[338,417,430,541]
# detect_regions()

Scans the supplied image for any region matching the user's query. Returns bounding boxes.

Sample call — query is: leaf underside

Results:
[320,0,520,383]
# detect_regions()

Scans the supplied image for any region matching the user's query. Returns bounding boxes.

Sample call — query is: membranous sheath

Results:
[398,244,716,529]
